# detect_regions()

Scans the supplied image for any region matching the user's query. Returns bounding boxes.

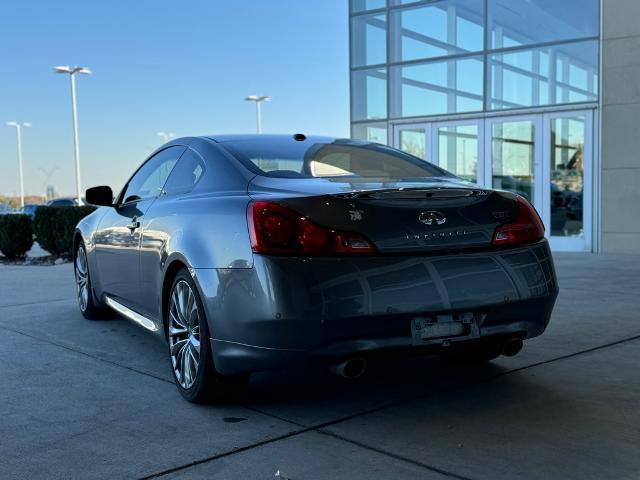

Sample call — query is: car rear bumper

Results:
[196,240,558,375]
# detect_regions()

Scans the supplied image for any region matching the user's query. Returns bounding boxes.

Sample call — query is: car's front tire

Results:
[167,268,248,403]
[74,243,112,320]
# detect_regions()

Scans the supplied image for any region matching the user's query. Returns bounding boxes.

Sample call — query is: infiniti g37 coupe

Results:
[74,134,558,402]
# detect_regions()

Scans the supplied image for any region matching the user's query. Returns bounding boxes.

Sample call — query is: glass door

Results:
[394,121,483,184]
[542,111,593,251]
[395,124,429,161]
[431,121,483,184]
[484,115,543,211]
[392,110,594,252]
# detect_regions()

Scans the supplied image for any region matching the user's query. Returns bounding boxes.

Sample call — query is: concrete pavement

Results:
[0,253,639,479]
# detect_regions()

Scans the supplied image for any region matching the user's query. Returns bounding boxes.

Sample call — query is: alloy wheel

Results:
[75,247,90,312]
[168,280,201,389]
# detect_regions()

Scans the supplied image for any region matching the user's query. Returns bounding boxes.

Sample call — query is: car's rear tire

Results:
[74,243,113,320]
[167,268,249,403]
[438,338,503,365]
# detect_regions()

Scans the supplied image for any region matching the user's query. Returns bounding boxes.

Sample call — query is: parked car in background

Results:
[0,203,15,215]
[74,134,559,403]
[20,204,42,217]
[47,197,80,207]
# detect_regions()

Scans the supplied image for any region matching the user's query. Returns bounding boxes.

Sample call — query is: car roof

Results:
[204,133,337,144]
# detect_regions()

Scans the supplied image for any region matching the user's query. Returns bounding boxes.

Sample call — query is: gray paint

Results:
[75,135,558,376]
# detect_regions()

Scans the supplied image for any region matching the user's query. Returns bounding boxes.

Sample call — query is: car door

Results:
[94,146,186,308]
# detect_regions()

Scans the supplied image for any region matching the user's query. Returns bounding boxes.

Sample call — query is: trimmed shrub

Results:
[34,206,96,255]
[0,214,34,259]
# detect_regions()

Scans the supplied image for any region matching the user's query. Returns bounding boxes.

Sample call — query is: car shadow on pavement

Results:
[238,354,511,425]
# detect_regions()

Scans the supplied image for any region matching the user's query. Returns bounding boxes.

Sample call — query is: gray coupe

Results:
[74,134,558,402]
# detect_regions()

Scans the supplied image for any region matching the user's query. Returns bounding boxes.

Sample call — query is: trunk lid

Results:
[248,176,519,253]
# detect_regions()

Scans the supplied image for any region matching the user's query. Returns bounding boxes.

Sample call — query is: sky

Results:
[0,0,350,197]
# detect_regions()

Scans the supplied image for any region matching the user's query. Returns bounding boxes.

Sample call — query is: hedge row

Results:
[0,214,34,259]
[0,206,96,259]
[33,206,96,255]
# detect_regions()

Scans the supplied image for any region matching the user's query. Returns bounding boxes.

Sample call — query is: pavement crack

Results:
[491,333,640,378]
[4,326,174,385]
[318,430,475,480]
[138,426,312,480]
[0,297,71,309]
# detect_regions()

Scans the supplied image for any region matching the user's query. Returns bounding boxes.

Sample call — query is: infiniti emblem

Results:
[418,211,447,226]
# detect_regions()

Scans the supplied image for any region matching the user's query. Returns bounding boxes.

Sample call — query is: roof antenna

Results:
[293,133,306,141]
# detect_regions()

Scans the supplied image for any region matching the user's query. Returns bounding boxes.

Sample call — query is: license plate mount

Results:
[411,314,467,345]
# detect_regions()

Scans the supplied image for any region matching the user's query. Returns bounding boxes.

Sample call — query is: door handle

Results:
[127,220,141,231]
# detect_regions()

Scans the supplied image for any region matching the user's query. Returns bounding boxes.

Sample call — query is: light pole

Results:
[157,131,175,143]
[54,65,91,204]
[6,121,31,208]
[244,95,271,133]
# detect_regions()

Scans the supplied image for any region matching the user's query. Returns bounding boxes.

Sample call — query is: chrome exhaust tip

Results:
[329,357,367,379]
[502,337,524,357]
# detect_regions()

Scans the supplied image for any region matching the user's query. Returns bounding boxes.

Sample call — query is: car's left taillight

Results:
[247,200,376,256]
[491,196,545,248]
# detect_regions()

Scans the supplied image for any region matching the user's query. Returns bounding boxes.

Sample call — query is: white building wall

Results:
[601,0,640,252]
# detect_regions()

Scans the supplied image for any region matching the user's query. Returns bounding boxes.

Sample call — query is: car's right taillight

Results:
[247,201,376,256]
[492,196,545,248]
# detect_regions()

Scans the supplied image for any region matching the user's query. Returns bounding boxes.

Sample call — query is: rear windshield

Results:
[220,138,452,179]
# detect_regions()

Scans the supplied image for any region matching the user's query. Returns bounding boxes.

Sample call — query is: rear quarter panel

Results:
[138,192,254,321]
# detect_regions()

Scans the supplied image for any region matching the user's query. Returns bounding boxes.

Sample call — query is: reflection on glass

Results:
[438,125,477,181]
[352,122,388,144]
[488,0,599,49]
[492,121,535,202]
[351,0,386,12]
[390,0,483,62]
[352,68,387,120]
[550,116,584,237]
[490,40,598,110]
[400,128,426,159]
[392,56,483,117]
[352,14,387,66]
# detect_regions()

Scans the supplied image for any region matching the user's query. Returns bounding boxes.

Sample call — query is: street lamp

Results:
[6,121,32,208]
[54,65,91,204]
[244,95,271,133]
[157,131,175,143]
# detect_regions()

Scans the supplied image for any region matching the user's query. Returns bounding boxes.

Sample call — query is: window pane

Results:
[351,0,385,13]
[163,149,206,195]
[550,116,585,238]
[437,124,478,182]
[399,128,426,159]
[391,56,483,117]
[352,68,387,120]
[489,0,599,49]
[351,14,387,67]
[491,121,535,202]
[489,40,598,110]
[391,0,483,62]
[222,138,447,179]
[352,122,388,144]
[123,147,184,203]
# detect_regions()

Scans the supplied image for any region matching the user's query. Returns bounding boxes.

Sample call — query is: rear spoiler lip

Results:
[333,187,493,200]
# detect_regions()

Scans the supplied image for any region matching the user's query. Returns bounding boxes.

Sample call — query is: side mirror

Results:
[85,186,114,206]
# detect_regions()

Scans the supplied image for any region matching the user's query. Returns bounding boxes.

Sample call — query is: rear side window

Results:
[221,138,452,179]
[163,148,206,195]
[121,146,185,203]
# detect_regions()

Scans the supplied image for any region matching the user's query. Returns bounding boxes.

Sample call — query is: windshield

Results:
[221,138,453,179]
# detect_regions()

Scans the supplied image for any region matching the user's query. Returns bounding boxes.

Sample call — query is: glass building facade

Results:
[350,0,600,252]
